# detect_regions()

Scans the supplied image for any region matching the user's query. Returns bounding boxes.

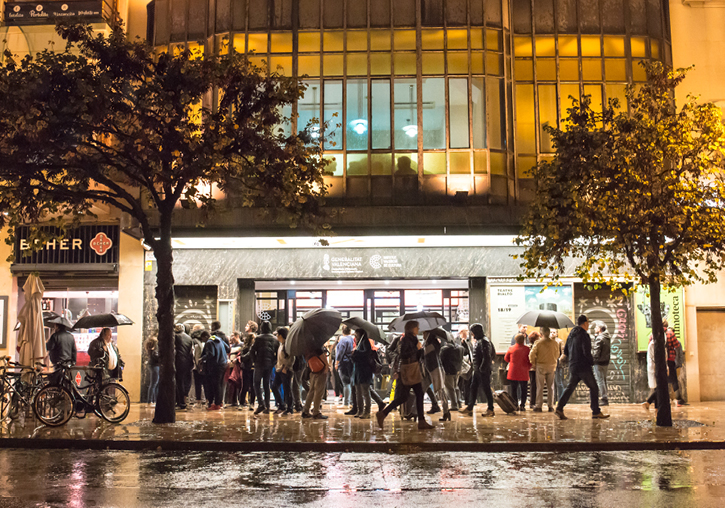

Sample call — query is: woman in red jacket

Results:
[505,333,532,412]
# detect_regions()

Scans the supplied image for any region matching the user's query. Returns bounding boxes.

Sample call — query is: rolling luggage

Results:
[493,390,518,414]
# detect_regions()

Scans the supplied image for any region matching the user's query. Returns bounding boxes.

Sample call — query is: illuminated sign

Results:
[3,1,104,26]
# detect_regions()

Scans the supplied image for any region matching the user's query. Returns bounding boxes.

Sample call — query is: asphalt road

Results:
[1,449,724,507]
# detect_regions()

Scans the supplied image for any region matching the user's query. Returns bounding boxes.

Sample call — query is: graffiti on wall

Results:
[174,285,218,331]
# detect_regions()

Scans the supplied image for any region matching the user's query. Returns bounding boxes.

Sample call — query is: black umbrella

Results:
[426,327,453,343]
[342,317,389,345]
[73,313,134,330]
[388,311,447,333]
[46,315,73,329]
[285,308,343,356]
[516,310,575,329]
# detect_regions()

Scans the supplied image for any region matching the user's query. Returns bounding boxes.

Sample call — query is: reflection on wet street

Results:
[1,449,725,507]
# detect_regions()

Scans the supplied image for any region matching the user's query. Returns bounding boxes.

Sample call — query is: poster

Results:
[490,285,573,353]
[635,287,686,351]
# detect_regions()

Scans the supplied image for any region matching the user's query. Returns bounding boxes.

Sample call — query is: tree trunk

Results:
[649,275,673,427]
[152,214,176,424]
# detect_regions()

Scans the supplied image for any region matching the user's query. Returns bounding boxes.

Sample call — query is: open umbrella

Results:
[426,327,453,343]
[285,308,343,356]
[516,310,575,329]
[73,313,134,330]
[388,311,447,333]
[46,315,73,329]
[342,317,389,345]
[17,274,46,367]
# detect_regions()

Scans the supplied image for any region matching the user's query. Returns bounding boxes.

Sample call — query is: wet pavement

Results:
[2,399,725,452]
[1,448,725,507]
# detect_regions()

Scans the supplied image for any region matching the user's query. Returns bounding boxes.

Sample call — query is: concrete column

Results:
[237,279,256,329]
[0,231,18,357]
[468,277,488,335]
[117,233,145,402]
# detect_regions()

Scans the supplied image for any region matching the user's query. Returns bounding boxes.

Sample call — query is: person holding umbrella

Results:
[46,321,77,369]
[376,321,435,430]
[423,328,450,421]
[88,327,124,380]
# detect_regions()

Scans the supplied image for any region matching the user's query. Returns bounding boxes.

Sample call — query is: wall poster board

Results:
[634,286,686,352]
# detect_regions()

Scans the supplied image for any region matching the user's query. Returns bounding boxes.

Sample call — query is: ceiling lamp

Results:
[349,119,368,135]
[403,124,418,138]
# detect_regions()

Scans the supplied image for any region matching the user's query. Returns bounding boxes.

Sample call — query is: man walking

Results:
[529,326,559,412]
[335,326,355,411]
[459,323,495,417]
[555,315,610,420]
[174,323,194,410]
[591,321,611,407]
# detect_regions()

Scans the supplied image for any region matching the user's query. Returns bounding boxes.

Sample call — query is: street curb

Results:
[2,438,725,453]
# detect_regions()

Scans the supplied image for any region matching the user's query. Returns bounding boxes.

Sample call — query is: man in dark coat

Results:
[88,327,124,379]
[174,323,194,410]
[591,321,611,407]
[250,320,278,414]
[200,330,229,410]
[459,323,495,417]
[556,315,610,420]
[46,324,77,368]
[439,338,463,411]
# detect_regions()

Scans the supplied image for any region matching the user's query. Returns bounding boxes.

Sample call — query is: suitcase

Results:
[494,390,518,414]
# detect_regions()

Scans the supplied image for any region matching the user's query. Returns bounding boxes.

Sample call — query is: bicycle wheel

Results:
[0,387,10,420]
[96,383,130,423]
[33,385,74,427]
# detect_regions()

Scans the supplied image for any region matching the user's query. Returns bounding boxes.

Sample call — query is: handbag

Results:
[399,360,423,386]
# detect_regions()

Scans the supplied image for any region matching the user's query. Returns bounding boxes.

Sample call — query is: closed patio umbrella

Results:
[285,308,343,357]
[17,274,46,367]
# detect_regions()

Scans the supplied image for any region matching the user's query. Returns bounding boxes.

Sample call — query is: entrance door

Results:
[697,309,725,401]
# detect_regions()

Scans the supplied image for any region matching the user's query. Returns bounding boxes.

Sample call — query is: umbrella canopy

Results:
[46,315,73,329]
[17,274,46,366]
[342,317,389,345]
[426,327,453,343]
[73,313,134,330]
[285,308,343,356]
[516,310,575,329]
[388,311,447,333]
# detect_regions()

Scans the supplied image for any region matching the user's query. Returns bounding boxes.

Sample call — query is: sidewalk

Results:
[2,400,724,453]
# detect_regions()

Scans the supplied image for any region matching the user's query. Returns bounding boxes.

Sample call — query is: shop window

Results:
[486,53,503,76]
[394,80,418,150]
[604,59,626,82]
[394,30,417,51]
[513,36,533,57]
[473,151,488,174]
[603,36,625,57]
[539,84,557,153]
[324,31,344,51]
[487,77,505,150]
[299,0,320,29]
[298,55,320,77]
[371,53,392,75]
[515,84,536,153]
[422,53,445,75]
[471,29,484,50]
[324,80,343,149]
[490,151,506,175]
[630,37,647,58]
[422,78,446,150]
[447,52,469,75]
[472,78,486,149]
[580,36,601,57]
[247,33,268,54]
[270,33,293,53]
[514,59,533,81]
[536,59,557,81]
[323,54,344,76]
[535,36,556,57]
[449,78,470,149]
[298,32,320,52]
[347,31,368,52]
[298,80,320,133]
[347,79,369,151]
[371,79,392,149]
[423,152,447,175]
[394,53,417,75]
[471,52,484,75]
[559,59,579,81]
[582,58,602,81]
[324,153,344,176]
[346,54,368,76]
[558,35,578,57]
[422,30,445,50]
[370,30,392,51]
[371,153,393,174]
[450,151,471,174]
[347,153,369,175]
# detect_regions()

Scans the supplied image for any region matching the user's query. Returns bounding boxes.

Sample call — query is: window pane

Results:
[395,153,418,175]
[371,53,392,75]
[514,59,533,81]
[422,29,445,50]
[269,56,292,75]
[248,33,268,53]
[486,53,503,75]
[651,39,660,60]
[605,84,627,110]
[580,36,601,56]
[298,80,320,135]
[538,84,557,153]
[324,154,343,176]
[474,151,488,174]
[487,77,505,150]
[558,36,578,57]
[472,78,486,149]
[471,51,484,74]
[324,31,344,51]
[324,80,343,149]
[423,152,447,174]
[535,36,556,56]
[603,36,625,57]
[490,151,506,175]
[447,29,468,49]
[584,84,603,115]
[582,58,602,81]
[517,155,537,179]
[346,53,368,75]
[536,59,557,81]
[450,152,470,174]
[270,33,293,53]
[298,32,320,52]
[347,31,368,51]
[298,55,320,77]
[447,52,469,74]
[559,59,579,80]
[371,80,391,149]
[515,84,536,153]
[449,78,470,149]
[371,30,392,50]
[471,29,484,50]
[371,153,393,174]
[630,37,646,58]
[323,54,344,76]
[422,53,445,74]
[347,79,368,150]
[422,78,446,149]
[394,79,418,150]
[486,29,501,51]
[394,30,417,50]
[347,153,368,175]
[394,53,417,75]
[559,83,580,121]
[513,36,533,56]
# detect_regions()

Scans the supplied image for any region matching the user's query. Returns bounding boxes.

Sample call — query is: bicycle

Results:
[0,356,48,421]
[33,364,130,427]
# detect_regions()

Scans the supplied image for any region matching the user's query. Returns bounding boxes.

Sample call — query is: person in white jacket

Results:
[642,336,658,412]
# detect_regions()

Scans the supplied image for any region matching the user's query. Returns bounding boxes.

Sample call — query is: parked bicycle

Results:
[33,364,130,427]
[0,356,48,421]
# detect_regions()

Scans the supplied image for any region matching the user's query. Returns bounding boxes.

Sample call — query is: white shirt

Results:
[107,342,118,370]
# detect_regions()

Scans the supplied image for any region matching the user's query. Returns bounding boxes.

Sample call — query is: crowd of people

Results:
[141,313,686,427]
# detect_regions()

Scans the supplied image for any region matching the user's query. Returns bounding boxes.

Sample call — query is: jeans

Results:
[383,382,425,421]
[240,368,255,406]
[192,369,204,402]
[466,371,494,411]
[175,364,192,407]
[355,382,372,414]
[147,365,160,403]
[203,368,224,406]
[667,361,684,402]
[510,380,528,409]
[593,364,609,402]
[557,367,601,415]
[271,370,292,410]
[528,370,537,407]
[302,371,327,416]
[444,374,460,410]
[555,363,568,402]
[535,364,556,409]
[254,367,273,409]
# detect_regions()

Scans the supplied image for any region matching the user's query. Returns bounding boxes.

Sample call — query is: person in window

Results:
[394,156,417,176]
[46,322,77,369]
[88,327,124,380]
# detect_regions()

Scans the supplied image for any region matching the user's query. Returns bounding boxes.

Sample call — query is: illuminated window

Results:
[346,53,368,76]
[471,52,484,74]
[631,37,647,58]
[394,30,417,50]
[558,36,578,57]
[423,152,446,175]
[323,54,344,76]
[370,30,392,51]
[449,78,470,149]
[603,36,625,57]
[487,77,505,150]
[515,84,536,153]
[371,53,392,75]
[347,31,368,51]
[582,59,602,81]
[447,29,468,50]
[346,79,368,151]
[394,53,417,75]
[538,84,557,153]
[298,55,320,77]
[486,29,501,51]
[324,31,344,51]
[471,29,484,50]
[422,78,446,149]
[298,32,320,52]
[270,33,293,53]
[324,80,343,149]
[247,33,268,54]
[371,80,391,150]
[298,80,320,134]
[536,59,557,81]
[580,36,601,57]
[472,77,486,149]
[422,53,445,75]
[559,59,579,81]
[535,36,556,57]
[394,79,418,150]
[604,59,626,81]
[450,152,471,174]
[486,53,503,75]
[447,52,469,74]
[514,36,533,57]
[422,30,445,50]
[514,59,533,81]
